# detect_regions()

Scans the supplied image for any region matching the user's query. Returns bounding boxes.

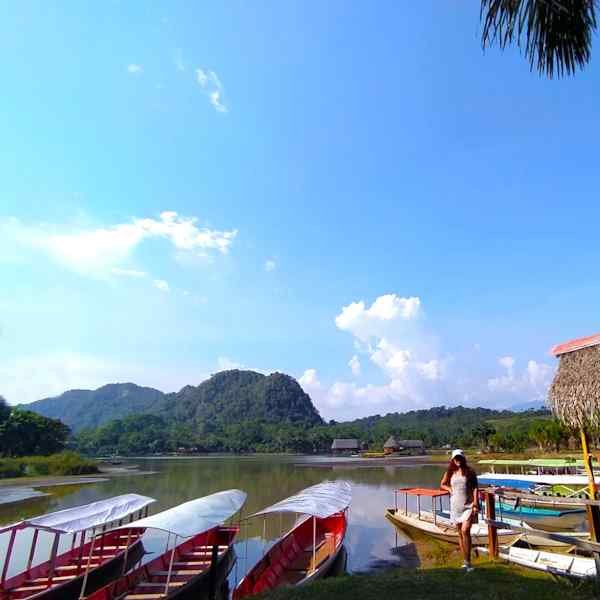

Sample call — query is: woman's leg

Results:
[460,518,472,565]
[456,524,464,557]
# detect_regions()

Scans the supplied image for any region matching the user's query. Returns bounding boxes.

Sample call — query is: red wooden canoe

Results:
[1,529,145,600]
[85,490,247,600]
[233,481,352,599]
[233,511,347,599]
[0,494,154,600]
[87,526,238,600]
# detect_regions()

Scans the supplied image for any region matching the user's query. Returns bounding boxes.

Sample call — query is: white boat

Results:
[385,488,584,549]
[481,545,596,579]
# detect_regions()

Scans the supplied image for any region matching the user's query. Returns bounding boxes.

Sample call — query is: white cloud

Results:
[335,294,421,342]
[488,357,553,402]
[195,68,228,113]
[264,259,276,272]
[298,368,321,389]
[217,356,245,371]
[300,293,555,420]
[153,279,170,292]
[175,49,185,72]
[127,64,143,74]
[111,267,147,278]
[498,355,515,374]
[1,211,237,276]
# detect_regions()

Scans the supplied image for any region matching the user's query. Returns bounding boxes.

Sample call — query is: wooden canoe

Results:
[86,525,238,600]
[233,512,347,599]
[1,529,145,600]
[385,508,521,546]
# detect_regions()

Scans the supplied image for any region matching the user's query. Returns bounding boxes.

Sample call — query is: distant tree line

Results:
[72,405,574,457]
[0,395,70,457]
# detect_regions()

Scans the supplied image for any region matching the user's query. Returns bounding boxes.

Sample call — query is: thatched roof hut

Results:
[384,436,399,449]
[548,332,600,430]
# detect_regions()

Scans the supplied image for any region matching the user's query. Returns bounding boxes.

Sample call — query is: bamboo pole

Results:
[581,430,597,500]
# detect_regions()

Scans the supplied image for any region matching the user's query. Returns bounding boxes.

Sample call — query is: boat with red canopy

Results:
[385,487,521,546]
[0,494,155,600]
[86,489,246,600]
[233,480,352,599]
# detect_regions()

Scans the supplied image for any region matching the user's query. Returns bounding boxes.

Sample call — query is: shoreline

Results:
[0,464,155,506]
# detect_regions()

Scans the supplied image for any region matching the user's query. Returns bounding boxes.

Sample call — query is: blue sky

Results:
[1,2,599,419]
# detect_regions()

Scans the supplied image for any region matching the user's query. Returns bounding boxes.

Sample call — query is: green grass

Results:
[256,563,600,600]
[0,451,99,478]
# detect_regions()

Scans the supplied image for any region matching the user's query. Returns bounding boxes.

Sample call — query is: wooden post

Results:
[208,543,219,600]
[484,491,498,559]
[581,430,597,501]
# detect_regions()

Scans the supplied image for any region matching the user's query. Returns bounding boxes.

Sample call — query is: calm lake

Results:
[0,455,446,589]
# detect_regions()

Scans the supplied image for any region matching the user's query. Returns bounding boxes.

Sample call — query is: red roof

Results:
[396,487,448,497]
[551,332,600,357]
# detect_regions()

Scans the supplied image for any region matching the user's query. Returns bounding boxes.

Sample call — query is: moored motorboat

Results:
[0,494,155,600]
[86,489,246,600]
[233,480,352,599]
[479,545,596,579]
[495,500,586,532]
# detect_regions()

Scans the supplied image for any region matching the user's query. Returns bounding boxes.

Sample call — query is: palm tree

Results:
[481,0,598,77]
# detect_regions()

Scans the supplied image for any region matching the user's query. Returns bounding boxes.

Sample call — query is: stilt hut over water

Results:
[548,332,600,500]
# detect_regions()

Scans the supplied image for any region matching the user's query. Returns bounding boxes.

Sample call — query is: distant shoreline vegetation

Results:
[6,370,577,458]
[0,452,99,479]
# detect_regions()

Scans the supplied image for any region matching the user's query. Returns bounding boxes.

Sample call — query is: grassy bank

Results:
[258,563,599,600]
[0,451,99,479]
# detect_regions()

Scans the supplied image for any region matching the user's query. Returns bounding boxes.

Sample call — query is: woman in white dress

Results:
[440,449,479,571]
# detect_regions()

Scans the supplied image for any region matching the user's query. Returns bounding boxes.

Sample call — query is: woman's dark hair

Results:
[445,454,478,495]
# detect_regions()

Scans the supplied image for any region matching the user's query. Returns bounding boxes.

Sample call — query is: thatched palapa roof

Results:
[331,438,359,450]
[548,332,600,430]
[384,436,399,449]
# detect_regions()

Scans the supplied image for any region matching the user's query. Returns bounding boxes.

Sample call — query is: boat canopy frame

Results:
[394,488,449,526]
[0,494,155,597]
[249,481,352,520]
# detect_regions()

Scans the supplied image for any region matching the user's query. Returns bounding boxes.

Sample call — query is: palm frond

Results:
[481,0,598,77]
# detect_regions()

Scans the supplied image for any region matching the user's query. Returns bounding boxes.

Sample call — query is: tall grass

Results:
[0,451,99,479]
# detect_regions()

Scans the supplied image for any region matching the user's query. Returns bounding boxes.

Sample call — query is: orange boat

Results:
[233,481,351,599]
[86,490,246,600]
[0,494,154,600]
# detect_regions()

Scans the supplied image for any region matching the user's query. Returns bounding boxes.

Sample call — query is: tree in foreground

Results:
[481,0,597,77]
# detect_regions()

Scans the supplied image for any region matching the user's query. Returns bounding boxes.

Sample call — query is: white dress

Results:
[450,472,473,524]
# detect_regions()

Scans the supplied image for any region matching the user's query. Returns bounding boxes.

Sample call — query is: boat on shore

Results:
[479,545,596,579]
[0,494,154,600]
[86,489,246,600]
[233,480,351,599]
[385,488,585,549]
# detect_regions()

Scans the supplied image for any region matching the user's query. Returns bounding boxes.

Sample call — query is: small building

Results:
[383,436,400,455]
[398,439,426,455]
[331,439,359,453]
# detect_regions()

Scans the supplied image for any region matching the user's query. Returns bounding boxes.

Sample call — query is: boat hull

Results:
[87,526,238,600]
[233,512,347,599]
[385,508,520,546]
[2,530,145,600]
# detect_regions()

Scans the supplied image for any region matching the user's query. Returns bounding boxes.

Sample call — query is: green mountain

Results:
[25,370,322,433]
[24,383,166,432]
[164,370,322,427]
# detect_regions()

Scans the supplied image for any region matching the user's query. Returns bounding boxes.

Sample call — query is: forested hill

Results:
[161,370,323,427]
[24,383,166,432]
[24,370,323,432]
